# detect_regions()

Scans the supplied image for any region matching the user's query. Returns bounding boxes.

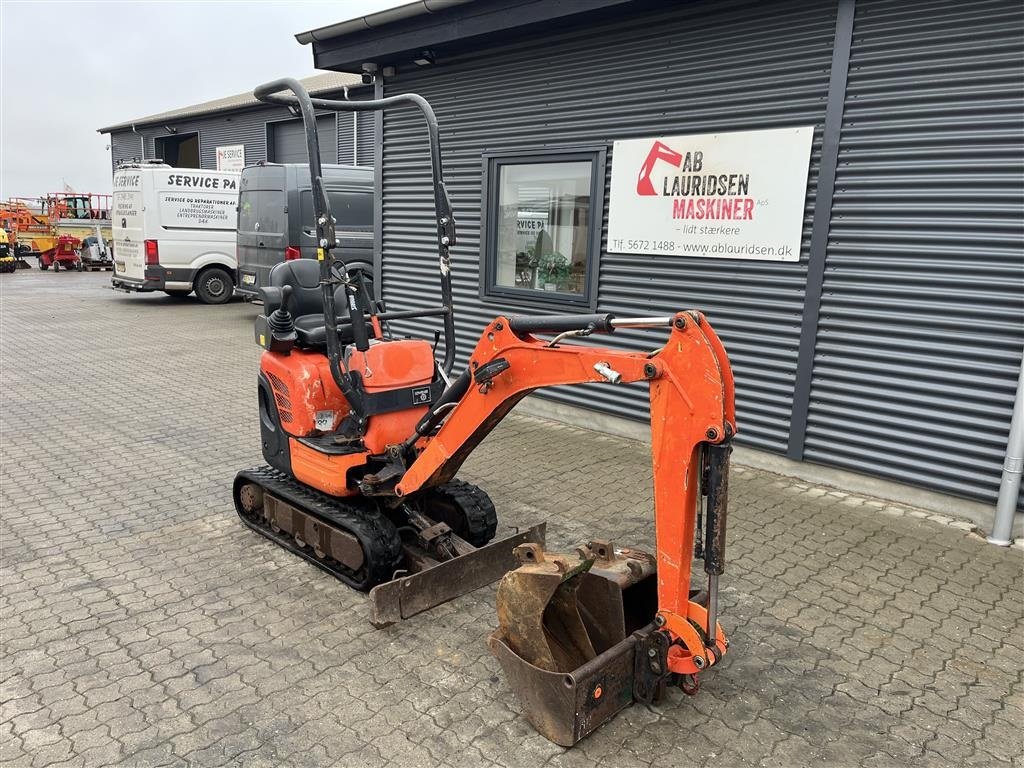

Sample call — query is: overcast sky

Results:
[0,0,404,199]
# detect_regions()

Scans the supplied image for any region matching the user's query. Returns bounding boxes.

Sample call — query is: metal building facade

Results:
[310,0,1022,505]
[377,0,837,455]
[801,0,1024,501]
[106,91,376,170]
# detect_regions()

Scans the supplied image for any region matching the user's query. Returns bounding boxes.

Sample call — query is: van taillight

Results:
[144,239,159,265]
[285,246,300,261]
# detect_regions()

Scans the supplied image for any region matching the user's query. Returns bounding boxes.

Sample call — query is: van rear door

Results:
[112,169,145,281]
[236,167,286,298]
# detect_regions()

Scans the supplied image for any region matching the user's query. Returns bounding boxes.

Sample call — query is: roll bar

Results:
[252,78,458,394]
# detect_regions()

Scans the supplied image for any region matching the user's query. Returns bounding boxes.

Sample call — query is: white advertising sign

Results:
[157,191,236,229]
[216,144,245,171]
[607,126,814,261]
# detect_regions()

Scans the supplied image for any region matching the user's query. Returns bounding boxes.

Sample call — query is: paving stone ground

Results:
[1,270,1022,768]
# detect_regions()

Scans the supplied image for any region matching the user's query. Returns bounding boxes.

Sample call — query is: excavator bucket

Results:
[489,540,659,746]
[369,523,546,627]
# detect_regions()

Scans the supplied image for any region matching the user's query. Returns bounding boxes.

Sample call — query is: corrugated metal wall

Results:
[269,115,337,163]
[107,90,376,171]
[125,111,269,169]
[339,114,357,165]
[356,111,375,166]
[381,0,837,453]
[803,0,1024,502]
[111,133,144,167]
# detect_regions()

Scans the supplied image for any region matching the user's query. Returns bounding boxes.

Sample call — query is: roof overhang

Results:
[97,73,366,134]
[300,0,638,73]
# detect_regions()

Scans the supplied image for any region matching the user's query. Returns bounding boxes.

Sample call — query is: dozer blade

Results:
[489,541,659,746]
[369,523,546,627]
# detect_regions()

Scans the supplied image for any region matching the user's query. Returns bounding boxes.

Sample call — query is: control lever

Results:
[264,284,296,354]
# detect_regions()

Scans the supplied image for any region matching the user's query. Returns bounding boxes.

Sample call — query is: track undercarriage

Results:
[233,466,545,626]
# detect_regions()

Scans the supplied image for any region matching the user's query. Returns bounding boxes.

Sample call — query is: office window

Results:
[482,149,605,307]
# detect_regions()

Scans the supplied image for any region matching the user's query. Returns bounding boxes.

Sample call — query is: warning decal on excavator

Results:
[607,126,813,261]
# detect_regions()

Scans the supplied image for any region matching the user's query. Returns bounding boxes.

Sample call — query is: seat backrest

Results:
[267,259,332,317]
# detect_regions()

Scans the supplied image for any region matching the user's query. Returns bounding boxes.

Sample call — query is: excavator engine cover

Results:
[489,541,659,746]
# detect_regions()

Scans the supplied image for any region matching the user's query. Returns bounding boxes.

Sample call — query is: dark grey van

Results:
[235,163,373,300]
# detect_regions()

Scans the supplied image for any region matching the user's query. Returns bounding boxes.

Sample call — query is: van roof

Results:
[241,163,373,184]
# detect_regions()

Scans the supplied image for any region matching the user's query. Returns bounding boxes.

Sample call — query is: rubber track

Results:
[428,480,498,548]
[233,465,403,591]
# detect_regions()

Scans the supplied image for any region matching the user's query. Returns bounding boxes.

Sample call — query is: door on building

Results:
[270,115,336,164]
[154,133,200,168]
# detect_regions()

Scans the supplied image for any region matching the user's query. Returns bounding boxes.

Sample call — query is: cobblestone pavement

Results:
[1,270,1022,768]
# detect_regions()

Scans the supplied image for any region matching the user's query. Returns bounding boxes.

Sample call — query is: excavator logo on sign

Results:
[637,141,684,195]
[635,140,713,196]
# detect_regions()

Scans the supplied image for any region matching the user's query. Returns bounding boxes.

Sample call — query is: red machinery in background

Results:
[38,235,82,271]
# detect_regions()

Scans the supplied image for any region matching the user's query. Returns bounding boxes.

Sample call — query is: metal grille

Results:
[356,111,375,167]
[338,114,356,165]
[381,0,837,452]
[803,0,1024,502]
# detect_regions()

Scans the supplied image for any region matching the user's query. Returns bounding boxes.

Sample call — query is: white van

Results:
[111,161,240,304]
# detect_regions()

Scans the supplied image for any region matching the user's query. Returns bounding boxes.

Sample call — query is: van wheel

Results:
[52,261,59,272]
[164,289,192,298]
[194,267,233,305]
[39,261,48,271]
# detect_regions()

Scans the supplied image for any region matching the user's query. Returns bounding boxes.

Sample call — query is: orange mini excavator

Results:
[234,79,737,746]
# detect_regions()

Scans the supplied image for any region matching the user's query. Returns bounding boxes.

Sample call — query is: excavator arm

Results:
[398,311,736,683]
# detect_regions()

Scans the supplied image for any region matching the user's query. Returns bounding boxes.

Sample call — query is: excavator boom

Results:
[400,311,733,640]
[395,310,736,745]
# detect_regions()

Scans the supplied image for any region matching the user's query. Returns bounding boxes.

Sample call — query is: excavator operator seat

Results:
[263,259,353,350]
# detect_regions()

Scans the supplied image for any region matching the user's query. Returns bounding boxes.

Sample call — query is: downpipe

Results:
[988,353,1024,546]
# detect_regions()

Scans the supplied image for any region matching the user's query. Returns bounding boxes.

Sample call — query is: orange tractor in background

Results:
[0,200,48,269]
[0,193,112,271]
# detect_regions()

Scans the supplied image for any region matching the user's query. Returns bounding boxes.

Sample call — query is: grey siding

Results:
[356,111,375,166]
[111,132,144,167]
[269,114,336,163]
[107,89,376,172]
[339,114,356,165]
[380,0,837,453]
[803,0,1024,502]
